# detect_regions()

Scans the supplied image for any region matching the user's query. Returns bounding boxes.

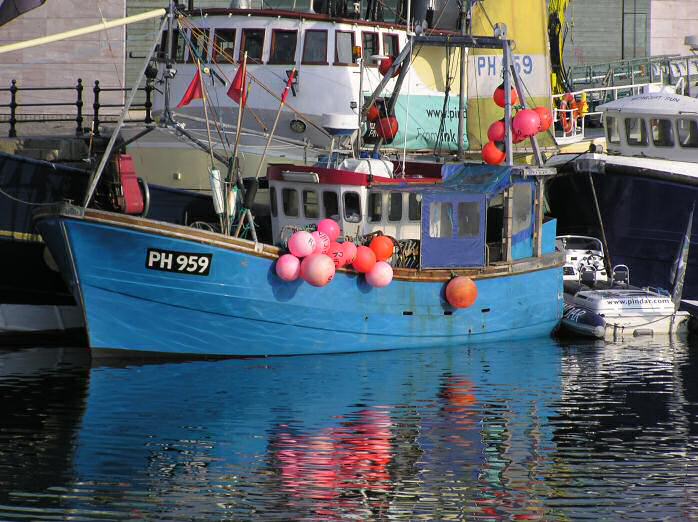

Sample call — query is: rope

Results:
[0,185,63,207]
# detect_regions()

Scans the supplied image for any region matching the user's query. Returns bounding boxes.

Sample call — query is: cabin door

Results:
[420,193,486,268]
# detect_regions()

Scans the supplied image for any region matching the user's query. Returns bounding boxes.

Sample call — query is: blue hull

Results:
[37,211,564,356]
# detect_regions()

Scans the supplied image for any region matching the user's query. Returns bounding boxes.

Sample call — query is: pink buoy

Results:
[300,253,336,287]
[288,230,316,258]
[512,109,541,141]
[342,242,358,264]
[365,261,393,288]
[317,218,340,242]
[275,254,301,282]
[311,231,330,254]
[327,241,347,268]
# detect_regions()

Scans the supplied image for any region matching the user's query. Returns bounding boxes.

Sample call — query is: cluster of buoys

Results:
[482,82,554,165]
[275,219,395,288]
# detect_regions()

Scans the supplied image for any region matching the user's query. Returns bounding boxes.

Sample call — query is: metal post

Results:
[456,0,468,159]
[8,80,17,138]
[75,78,83,136]
[93,80,101,136]
[502,37,513,166]
[507,45,544,166]
[144,78,153,124]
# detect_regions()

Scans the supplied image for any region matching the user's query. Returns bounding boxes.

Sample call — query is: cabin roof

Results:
[598,93,698,116]
[373,164,521,195]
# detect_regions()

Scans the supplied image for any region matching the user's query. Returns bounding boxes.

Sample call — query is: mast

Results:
[162,0,176,125]
[457,0,470,160]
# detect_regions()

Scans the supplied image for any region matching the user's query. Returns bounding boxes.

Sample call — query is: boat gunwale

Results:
[34,206,564,282]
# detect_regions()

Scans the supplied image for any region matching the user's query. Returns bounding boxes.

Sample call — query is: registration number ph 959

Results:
[146,248,212,276]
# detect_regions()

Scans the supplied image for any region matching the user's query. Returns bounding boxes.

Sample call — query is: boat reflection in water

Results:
[2,337,698,520]
[0,347,90,506]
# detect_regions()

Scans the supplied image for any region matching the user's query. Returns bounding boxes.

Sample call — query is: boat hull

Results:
[36,209,564,357]
[547,159,698,299]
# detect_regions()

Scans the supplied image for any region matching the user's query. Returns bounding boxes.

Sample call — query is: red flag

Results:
[281,69,296,104]
[227,62,246,107]
[176,69,203,108]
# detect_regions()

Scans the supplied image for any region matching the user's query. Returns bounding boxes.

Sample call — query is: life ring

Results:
[559,94,579,134]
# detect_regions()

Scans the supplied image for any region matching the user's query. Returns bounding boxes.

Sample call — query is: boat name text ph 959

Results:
[146,248,212,275]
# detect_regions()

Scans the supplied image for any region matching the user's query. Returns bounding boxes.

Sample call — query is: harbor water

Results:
[2,336,698,520]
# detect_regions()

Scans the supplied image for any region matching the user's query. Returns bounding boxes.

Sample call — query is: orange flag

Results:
[176,69,203,108]
[227,62,246,107]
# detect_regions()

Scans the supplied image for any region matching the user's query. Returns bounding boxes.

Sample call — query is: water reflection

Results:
[0,337,697,520]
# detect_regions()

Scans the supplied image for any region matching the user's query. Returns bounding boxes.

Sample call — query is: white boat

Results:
[557,235,694,339]
[547,92,698,301]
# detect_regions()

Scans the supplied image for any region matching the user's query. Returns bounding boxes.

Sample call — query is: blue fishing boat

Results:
[34,162,563,357]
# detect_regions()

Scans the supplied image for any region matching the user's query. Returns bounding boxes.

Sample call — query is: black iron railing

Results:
[0,78,154,138]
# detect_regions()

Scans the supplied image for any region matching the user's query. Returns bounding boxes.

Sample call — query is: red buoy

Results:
[445,276,478,308]
[482,141,506,165]
[534,106,553,132]
[375,116,399,141]
[493,83,519,108]
[487,119,506,142]
[512,109,541,141]
[366,104,380,122]
[352,246,377,273]
[379,57,400,78]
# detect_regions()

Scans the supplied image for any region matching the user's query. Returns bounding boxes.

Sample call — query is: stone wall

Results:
[0,0,127,128]
[650,0,698,56]
[563,0,651,68]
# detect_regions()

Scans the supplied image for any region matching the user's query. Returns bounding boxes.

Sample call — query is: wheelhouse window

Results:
[302,30,328,64]
[383,33,399,57]
[270,187,278,217]
[335,31,355,65]
[270,30,297,64]
[624,117,648,146]
[362,32,379,65]
[343,192,361,222]
[282,188,299,217]
[457,202,480,237]
[605,115,620,144]
[408,193,421,221]
[212,29,236,63]
[368,192,382,222]
[429,202,453,238]
[241,29,265,63]
[186,29,210,64]
[323,191,339,219]
[512,184,532,235]
[650,118,674,147]
[388,193,402,221]
[303,190,319,218]
[677,118,698,148]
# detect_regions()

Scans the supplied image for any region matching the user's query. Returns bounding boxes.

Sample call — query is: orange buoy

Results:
[379,56,400,78]
[369,235,394,261]
[487,119,506,142]
[534,106,553,132]
[445,276,478,308]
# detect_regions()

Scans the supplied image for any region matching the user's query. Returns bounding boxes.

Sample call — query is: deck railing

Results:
[0,78,154,138]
